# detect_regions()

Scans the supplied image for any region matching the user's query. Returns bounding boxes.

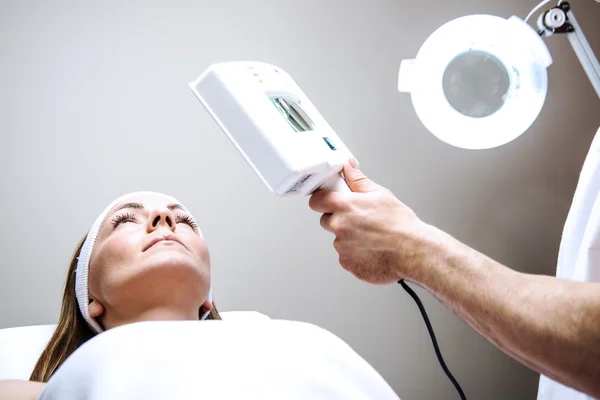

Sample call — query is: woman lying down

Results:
[0,191,400,400]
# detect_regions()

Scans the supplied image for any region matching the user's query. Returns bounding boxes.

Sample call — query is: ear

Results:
[200,298,213,315]
[88,298,105,319]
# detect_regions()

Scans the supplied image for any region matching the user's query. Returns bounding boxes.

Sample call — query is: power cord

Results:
[398,279,466,400]
[524,0,553,23]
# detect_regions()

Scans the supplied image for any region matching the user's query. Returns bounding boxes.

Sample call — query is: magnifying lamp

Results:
[399,0,600,150]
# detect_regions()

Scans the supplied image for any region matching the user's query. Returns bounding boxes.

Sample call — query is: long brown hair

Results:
[30,234,221,382]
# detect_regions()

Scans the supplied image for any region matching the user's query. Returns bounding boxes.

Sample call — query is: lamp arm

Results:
[542,1,600,99]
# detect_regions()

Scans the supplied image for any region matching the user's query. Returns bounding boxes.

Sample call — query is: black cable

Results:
[398,279,466,400]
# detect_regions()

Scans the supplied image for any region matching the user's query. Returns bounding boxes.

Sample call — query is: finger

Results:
[343,160,381,193]
[333,237,343,253]
[320,214,351,239]
[309,190,349,214]
[320,213,333,233]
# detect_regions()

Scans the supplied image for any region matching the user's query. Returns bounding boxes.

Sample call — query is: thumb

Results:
[343,159,379,193]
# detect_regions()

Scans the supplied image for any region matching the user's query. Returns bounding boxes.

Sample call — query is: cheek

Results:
[190,236,210,265]
[89,232,140,294]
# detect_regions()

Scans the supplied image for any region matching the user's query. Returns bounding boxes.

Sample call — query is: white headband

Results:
[75,191,212,333]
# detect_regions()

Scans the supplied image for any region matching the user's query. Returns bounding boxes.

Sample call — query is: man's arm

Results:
[416,224,600,398]
[309,160,600,398]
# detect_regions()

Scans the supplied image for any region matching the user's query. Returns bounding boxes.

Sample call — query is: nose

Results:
[146,208,176,233]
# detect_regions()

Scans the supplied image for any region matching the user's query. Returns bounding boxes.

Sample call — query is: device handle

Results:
[320,174,352,193]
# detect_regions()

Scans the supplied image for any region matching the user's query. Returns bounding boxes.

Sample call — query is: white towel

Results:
[37,320,401,400]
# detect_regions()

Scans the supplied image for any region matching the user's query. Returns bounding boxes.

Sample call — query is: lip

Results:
[143,234,187,252]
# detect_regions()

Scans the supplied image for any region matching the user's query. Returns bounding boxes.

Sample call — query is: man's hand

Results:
[310,162,600,398]
[309,159,433,284]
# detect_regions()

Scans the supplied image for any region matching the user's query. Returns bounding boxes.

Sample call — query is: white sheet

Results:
[37,319,400,400]
[0,311,270,381]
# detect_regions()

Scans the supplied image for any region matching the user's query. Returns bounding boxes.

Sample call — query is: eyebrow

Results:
[167,203,186,212]
[112,202,144,214]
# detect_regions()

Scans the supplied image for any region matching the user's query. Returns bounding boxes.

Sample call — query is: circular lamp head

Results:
[398,15,553,149]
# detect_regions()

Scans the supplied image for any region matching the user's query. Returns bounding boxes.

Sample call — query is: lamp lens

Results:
[442,50,510,118]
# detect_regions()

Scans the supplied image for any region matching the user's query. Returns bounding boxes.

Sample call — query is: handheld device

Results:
[189,61,356,196]
[189,62,467,400]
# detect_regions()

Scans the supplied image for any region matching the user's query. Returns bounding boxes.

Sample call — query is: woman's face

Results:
[87,193,211,329]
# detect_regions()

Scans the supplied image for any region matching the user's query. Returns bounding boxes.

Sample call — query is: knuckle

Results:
[330,216,349,236]
[381,186,393,196]
[308,192,323,210]
[319,214,330,230]
[338,254,353,271]
[374,190,389,201]
[339,225,353,240]
[333,238,343,252]
[328,215,340,232]
[331,194,351,210]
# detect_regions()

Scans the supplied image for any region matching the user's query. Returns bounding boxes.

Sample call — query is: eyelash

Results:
[111,212,198,229]
[175,214,198,229]
[112,212,137,227]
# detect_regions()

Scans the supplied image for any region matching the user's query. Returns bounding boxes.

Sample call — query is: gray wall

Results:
[1,1,599,399]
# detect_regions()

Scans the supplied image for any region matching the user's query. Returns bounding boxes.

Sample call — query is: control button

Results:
[323,137,336,150]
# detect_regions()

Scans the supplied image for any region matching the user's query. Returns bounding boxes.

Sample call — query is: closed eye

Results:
[176,213,198,229]
[111,212,138,228]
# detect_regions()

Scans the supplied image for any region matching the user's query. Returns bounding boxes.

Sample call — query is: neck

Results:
[101,305,200,330]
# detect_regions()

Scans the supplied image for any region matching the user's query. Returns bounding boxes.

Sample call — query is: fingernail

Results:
[349,158,358,169]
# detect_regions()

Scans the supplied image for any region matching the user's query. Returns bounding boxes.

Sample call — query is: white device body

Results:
[189,61,356,196]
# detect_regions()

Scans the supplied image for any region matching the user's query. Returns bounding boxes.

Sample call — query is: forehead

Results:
[109,193,180,212]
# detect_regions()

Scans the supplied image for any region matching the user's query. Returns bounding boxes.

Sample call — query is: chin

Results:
[114,251,210,304]
[142,251,205,275]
